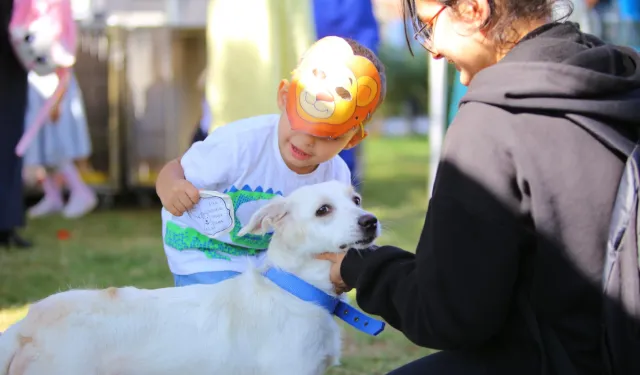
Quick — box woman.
[0,0,31,248]
[319,0,640,374]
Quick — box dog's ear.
[238,197,288,236]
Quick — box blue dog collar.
[262,267,385,336]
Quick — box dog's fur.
[0,181,380,375]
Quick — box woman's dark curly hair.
[403,0,573,53]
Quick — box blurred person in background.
[616,0,640,49]
[191,68,212,144]
[205,0,316,133]
[312,0,380,189]
[561,0,594,34]
[0,1,31,249]
[586,0,612,39]
[23,70,98,219]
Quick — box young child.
[24,70,98,219]
[156,36,386,287]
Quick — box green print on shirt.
[225,184,283,249]
[163,185,283,260]
[164,222,263,260]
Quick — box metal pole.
[427,57,448,197]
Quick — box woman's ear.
[455,0,492,31]
[277,79,290,112]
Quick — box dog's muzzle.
[358,214,378,236]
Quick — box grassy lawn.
[0,135,433,374]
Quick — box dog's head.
[238,180,380,256]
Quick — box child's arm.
[157,128,238,216]
[156,156,200,217]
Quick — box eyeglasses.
[412,6,446,53]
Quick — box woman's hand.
[316,252,351,294]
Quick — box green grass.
[0,135,433,374]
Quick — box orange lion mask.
[285,36,382,144]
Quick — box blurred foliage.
[377,42,429,117]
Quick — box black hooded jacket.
[341,22,640,375]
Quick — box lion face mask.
[286,36,382,141]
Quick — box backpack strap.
[565,113,640,375]
[514,111,630,375]
[565,113,637,158]
[518,110,637,375]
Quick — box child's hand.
[49,103,61,123]
[160,179,200,216]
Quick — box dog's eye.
[353,196,361,206]
[316,204,332,217]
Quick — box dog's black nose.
[358,214,378,233]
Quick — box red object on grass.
[57,229,71,240]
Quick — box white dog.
[0,180,382,375]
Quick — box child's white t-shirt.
[162,114,352,276]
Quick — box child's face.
[275,70,376,175]
[276,112,358,175]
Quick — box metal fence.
[25,24,207,204]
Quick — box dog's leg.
[3,329,91,375]
[7,346,47,375]
[314,355,337,375]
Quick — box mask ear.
[356,75,378,107]
[238,196,288,236]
